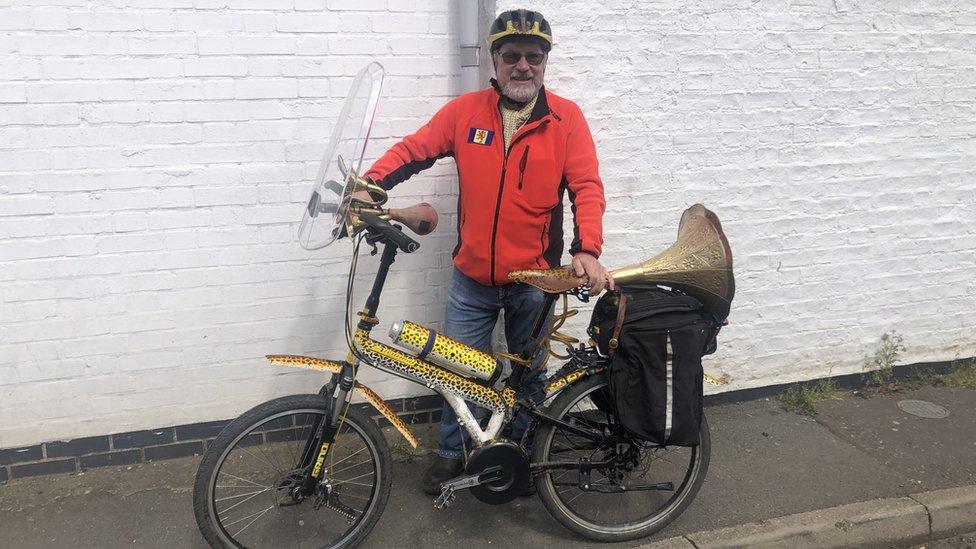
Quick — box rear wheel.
[532,375,709,542]
[193,394,391,548]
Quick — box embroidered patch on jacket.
[468,128,495,146]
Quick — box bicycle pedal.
[433,485,456,509]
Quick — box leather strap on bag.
[607,292,627,357]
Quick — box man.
[363,9,612,494]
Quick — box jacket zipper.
[517,146,530,190]
[489,161,507,286]
[537,219,548,267]
[488,119,549,285]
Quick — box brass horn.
[611,204,735,320]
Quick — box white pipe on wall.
[458,0,481,93]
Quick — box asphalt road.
[2,386,973,548]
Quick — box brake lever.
[359,212,419,253]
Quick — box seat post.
[505,291,559,391]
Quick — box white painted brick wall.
[0,1,461,448]
[495,0,976,388]
[2,1,975,448]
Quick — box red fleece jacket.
[365,82,605,286]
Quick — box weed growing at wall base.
[862,331,906,390]
[777,378,842,416]
[943,358,976,388]
[896,357,976,391]
[895,368,941,392]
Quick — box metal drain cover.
[897,399,950,419]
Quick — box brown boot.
[421,455,463,495]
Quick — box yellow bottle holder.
[389,321,500,383]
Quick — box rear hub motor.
[465,441,529,505]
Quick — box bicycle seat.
[509,267,587,294]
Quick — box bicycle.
[191,63,730,548]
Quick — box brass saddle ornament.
[510,203,735,321]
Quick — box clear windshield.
[298,62,384,250]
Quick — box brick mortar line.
[0,401,444,479]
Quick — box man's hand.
[571,253,614,295]
[347,174,386,206]
[350,189,375,205]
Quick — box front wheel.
[193,394,392,549]
[532,375,710,542]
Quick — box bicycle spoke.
[232,505,275,537]
[331,480,373,488]
[657,455,679,468]
[329,420,351,456]
[256,438,289,472]
[215,489,268,503]
[330,445,367,468]
[235,445,282,473]
[218,487,272,517]
[330,459,372,476]
[218,471,267,489]
[557,485,577,496]
[334,470,374,484]
[565,489,586,505]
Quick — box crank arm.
[446,465,505,491]
[433,466,505,509]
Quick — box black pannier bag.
[589,287,719,446]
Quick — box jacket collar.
[489,78,552,125]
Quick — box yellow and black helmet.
[487,9,553,53]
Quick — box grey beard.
[502,79,540,103]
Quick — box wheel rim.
[206,408,382,548]
[540,382,704,535]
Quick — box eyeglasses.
[497,51,546,66]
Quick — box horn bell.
[611,204,735,320]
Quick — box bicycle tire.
[532,375,710,542]
[193,394,392,549]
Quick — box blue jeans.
[438,269,551,460]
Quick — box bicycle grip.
[387,202,438,235]
[359,212,420,253]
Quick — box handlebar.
[358,212,420,253]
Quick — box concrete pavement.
[1,385,973,548]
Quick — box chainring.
[465,441,530,505]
